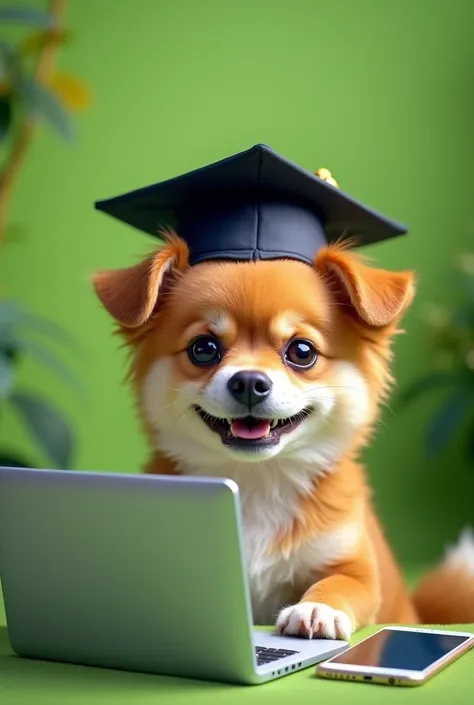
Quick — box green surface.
[1,0,474,622]
[1,624,473,704]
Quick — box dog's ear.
[92,235,189,327]
[315,246,415,329]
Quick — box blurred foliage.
[0,299,86,468]
[0,3,90,469]
[397,253,474,462]
[0,5,90,142]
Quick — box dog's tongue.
[231,419,271,440]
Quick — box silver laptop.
[0,466,348,685]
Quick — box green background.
[1,0,474,626]
[2,623,474,704]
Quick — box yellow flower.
[49,72,91,112]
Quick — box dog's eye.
[285,339,318,369]
[188,335,222,366]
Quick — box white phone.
[316,625,474,686]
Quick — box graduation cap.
[94,144,407,266]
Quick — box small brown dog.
[93,234,474,640]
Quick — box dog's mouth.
[193,406,313,448]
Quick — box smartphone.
[316,626,474,686]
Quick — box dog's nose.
[227,370,273,408]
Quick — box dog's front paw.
[276,601,353,641]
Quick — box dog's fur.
[93,234,474,640]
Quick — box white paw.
[276,601,353,641]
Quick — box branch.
[0,0,67,249]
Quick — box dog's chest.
[241,506,310,625]
[237,474,357,625]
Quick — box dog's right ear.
[92,235,189,327]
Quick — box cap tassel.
[315,168,339,189]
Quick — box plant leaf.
[0,299,23,326]
[0,299,82,353]
[0,352,14,397]
[16,75,74,140]
[0,95,12,140]
[9,390,75,468]
[0,41,22,89]
[12,335,86,402]
[21,29,71,55]
[466,422,474,464]
[0,340,20,366]
[395,372,465,409]
[0,452,33,468]
[50,72,91,112]
[19,310,83,354]
[0,7,54,28]
[425,391,472,459]
[452,304,474,328]
[0,41,16,65]
[0,49,5,82]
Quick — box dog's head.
[93,234,414,472]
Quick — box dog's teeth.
[226,418,233,426]
[270,419,278,429]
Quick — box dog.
[93,233,474,640]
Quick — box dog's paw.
[276,601,353,641]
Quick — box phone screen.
[328,629,470,671]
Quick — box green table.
[1,625,473,704]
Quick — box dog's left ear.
[92,235,189,328]
[315,246,415,328]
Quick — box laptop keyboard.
[255,646,300,666]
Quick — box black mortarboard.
[95,144,407,266]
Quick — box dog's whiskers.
[156,400,185,414]
[146,386,186,394]
[170,407,194,429]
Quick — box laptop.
[0,466,348,685]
